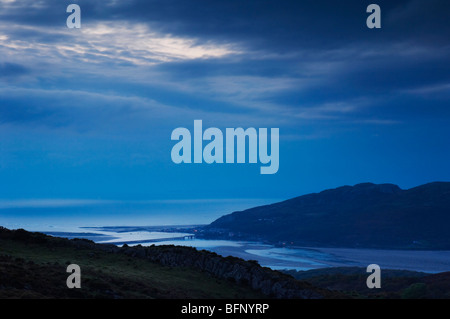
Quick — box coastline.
[9,224,450,274]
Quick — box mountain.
[203,182,450,249]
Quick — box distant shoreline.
[37,226,450,273]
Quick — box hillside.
[204,182,450,249]
[0,227,331,299]
[282,267,450,299]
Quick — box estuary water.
[20,224,450,273]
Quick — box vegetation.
[283,267,450,299]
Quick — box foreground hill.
[0,227,330,299]
[204,182,450,249]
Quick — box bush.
[401,283,427,299]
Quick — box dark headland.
[201,182,450,250]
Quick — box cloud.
[78,22,240,65]
[0,62,28,77]
[401,83,450,96]
[0,0,448,134]
[0,21,240,68]
[0,199,117,209]
[0,86,288,133]
[0,86,182,130]
[0,197,276,209]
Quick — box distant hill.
[203,182,450,249]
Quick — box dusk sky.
[1,0,449,226]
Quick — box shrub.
[401,283,427,299]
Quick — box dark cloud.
[0,62,29,78]
[94,0,450,51]
[152,56,300,80]
[3,0,449,49]
[1,0,449,125]
[0,93,68,127]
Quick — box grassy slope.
[0,236,264,299]
[283,267,450,299]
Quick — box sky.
[0,0,449,226]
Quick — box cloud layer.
[1,0,449,201]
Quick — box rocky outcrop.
[117,244,328,299]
